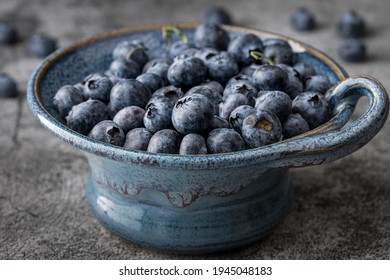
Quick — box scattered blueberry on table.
[0,73,18,98]
[290,7,316,32]
[337,38,367,62]
[27,33,57,57]
[0,22,18,44]
[337,10,366,38]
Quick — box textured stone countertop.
[1,0,390,259]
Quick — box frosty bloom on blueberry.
[52,23,336,154]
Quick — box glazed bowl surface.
[27,23,389,253]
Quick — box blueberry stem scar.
[250,50,274,65]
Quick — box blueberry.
[66,99,110,135]
[147,129,181,154]
[229,105,256,134]
[81,73,113,102]
[142,57,173,73]
[219,93,249,120]
[203,6,233,25]
[304,75,331,94]
[0,73,18,98]
[112,106,145,133]
[263,44,294,65]
[0,22,18,44]
[169,41,196,58]
[179,133,208,155]
[241,110,283,148]
[208,115,232,131]
[228,33,264,66]
[254,90,292,122]
[108,79,151,117]
[292,91,331,129]
[151,85,183,100]
[112,41,149,68]
[27,33,57,57]
[53,85,84,118]
[290,7,316,31]
[204,51,238,83]
[88,120,125,147]
[239,64,261,77]
[252,65,289,92]
[225,74,253,88]
[276,63,303,99]
[194,23,229,51]
[200,80,224,94]
[144,96,176,133]
[282,113,310,139]
[167,55,207,89]
[185,85,222,114]
[171,94,214,134]
[194,47,219,64]
[109,58,140,79]
[136,73,165,93]
[263,38,292,49]
[337,38,367,62]
[123,127,153,151]
[337,10,366,38]
[145,60,172,85]
[223,81,258,106]
[207,128,245,154]
[293,61,316,80]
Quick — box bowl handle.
[269,75,389,168]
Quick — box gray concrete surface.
[1,0,390,259]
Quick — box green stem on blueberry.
[126,46,144,60]
[162,26,189,49]
[250,50,274,65]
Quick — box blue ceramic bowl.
[27,23,389,254]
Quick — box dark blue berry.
[282,113,310,139]
[179,133,208,155]
[81,73,113,102]
[228,33,264,66]
[136,73,165,93]
[169,41,195,58]
[109,58,140,79]
[194,23,230,51]
[147,129,181,154]
[172,94,214,134]
[293,61,316,80]
[0,22,18,44]
[241,110,283,148]
[208,115,232,131]
[219,93,249,120]
[145,60,172,85]
[239,64,261,77]
[66,99,109,135]
[112,106,145,133]
[123,127,153,151]
[204,51,238,83]
[167,55,207,89]
[203,6,233,25]
[292,91,331,129]
[201,80,224,94]
[53,85,84,118]
[142,57,173,73]
[151,85,183,100]
[264,44,294,65]
[229,105,256,134]
[27,33,57,57]
[108,79,151,117]
[277,63,303,99]
[0,73,18,98]
[337,38,367,62]
[337,10,366,38]
[225,74,253,88]
[304,75,331,94]
[88,120,125,147]
[144,96,176,133]
[290,7,316,31]
[186,85,222,114]
[194,47,218,64]
[252,65,289,92]
[263,38,292,49]
[207,128,245,154]
[112,41,149,68]
[223,81,258,106]
[254,90,292,122]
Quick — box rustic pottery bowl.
[27,23,389,254]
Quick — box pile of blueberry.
[53,22,334,155]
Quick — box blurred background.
[1,0,389,259]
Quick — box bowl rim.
[27,23,349,169]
